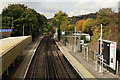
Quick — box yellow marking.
[12,42,37,79]
[62,45,96,79]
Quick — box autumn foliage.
[76,19,84,31]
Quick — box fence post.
[86,47,88,62]
[94,51,96,60]
[95,53,98,71]
[84,46,85,59]
[78,36,80,52]
[99,55,102,75]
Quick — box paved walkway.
[55,39,119,80]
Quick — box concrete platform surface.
[0,36,32,76]
[55,39,119,80]
[0,36,31,56]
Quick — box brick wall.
[0,32,11,38]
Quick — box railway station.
[0,34,119,80]
[1,1,120,80]
[0,36,32,78]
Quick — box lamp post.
[99,24,103,75]
[23,25,24,36]
[74,26,76,53]
[11,11,13,32]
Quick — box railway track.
[25,35,81,79]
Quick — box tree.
[107,12,118,41]
[52,11,71,41]
[96,8,113,26]
[76,19,84,31]
[2,4,48,39]
[82,18,94,35]
[60,18,72,31]
[2,4,27,29]
[91,8,116,41]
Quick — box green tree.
[2,4,48,39]
[91,8,114,41]
[82,18,94,35]
[52,11,70,41]
[60,18,72,31]
[96,8,113,26]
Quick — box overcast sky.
[0,0,120,19]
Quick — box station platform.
[0,36,31,55]
[55,39,118,80]
[0,36,32,77]
[12,36,44,79]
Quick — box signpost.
[98,39,117,71]
[0,29,12,32]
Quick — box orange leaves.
[76,19,84,31]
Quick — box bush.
[81,35,87,43]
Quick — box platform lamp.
[74,25,76,53]
[23,25,24,36]
[11,10,14,32]
[99,24,103,75]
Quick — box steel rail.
[32,37,47,80]
[52,39,72,79]
[45,38,50,79]
[49,37,60,80]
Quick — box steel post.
[95,53,98,71]
[101,55,103,75]
[116,61,119,76]
[78,36,80,52]
[86,47,88,62]
[7,69,9,76]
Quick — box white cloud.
[42,4,59,13]
[75,0,119,13]
[43,12,55,19]
[1,0,79,2]
[0,2,9,14]
[0,0,119,18]
[67,0,119,17]
[68,10,94,17]
[40,4,61,18]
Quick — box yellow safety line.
[12,42,37,79]
[62,45,96,79]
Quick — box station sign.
[98,39,116,70]
[0,29,12,32]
